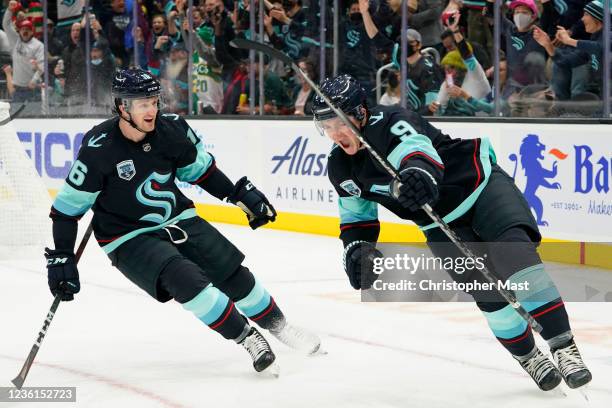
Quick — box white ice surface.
[1,224,611,408]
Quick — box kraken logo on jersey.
[116,160,136,181]
[136,172,177,224]
[340,180,362,197]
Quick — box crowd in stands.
[0,0,609,117]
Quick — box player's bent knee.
[158,258,211,304]
[215,265,256,302]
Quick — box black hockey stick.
[0,103,26,126]
[230,38,543,333]
[11,222,93,389]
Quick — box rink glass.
[16,1,611,119]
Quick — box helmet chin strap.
[120,110,150,134]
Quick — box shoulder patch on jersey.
[369,111,384,125]
[116,160,136,181]
[340,180,362,196]
[87,133,107,148]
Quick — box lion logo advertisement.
[509,134,568,226]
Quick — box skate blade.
[577,386,590,403]
[258,361,280,378]
[309,344,328,356]
[550,386,568,398]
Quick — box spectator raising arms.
[2,1,44,108]
[338,0,378,104]
[434,12,492,116]
[360,0,443,114]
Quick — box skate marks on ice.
[1,225,612,407]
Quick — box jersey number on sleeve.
[68,160,88,186]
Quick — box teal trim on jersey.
[509,263,561,312]
[465,55,477,72]
[102,208,198,254]
[462,1,486,7]
[420,138,494,231]
[176,141,214,183]
[235,279,271,317]
[482,304,528,340]
[387,134,443,170]
[370,184,390,196]
[53,183,100,217]
[136,172,176,224]
[339,196,378,224]
[182,284,229,325]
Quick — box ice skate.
[515,348,562,391]
[270,321,324,355]
[239,327,278,375]
[552,339,592,389]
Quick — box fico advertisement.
[11,118,611,241]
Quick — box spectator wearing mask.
[2,10,44,106]
[534,0,609,100]
[338,0,380,104]
[433,13,493,116]
[361,0,443,115]
[379,69,401,105]
[89,38,116,112]
[485,0,549,98]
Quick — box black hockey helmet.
[312,74,367,123]
[112,68,161,100]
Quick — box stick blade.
[229,38,294,66]
[11,375,25,389]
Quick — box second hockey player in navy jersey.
[313,74,591,391]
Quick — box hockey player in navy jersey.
[313,74,591,391]
[45,68,320,374]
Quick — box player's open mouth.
[144,118,154,124]
[339,141,350,149]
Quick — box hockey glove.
[228,177,277,230]
[45,248,80,301]
[343,241,382,290]
[391,167,439,212]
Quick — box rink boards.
[10,117,611,268]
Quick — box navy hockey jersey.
[327,105,496,246]
[51,114,216,253]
